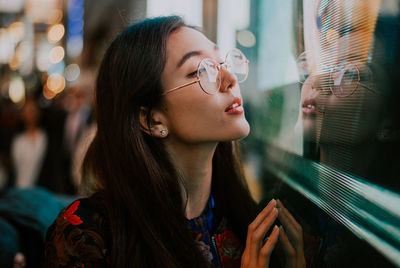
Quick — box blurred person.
[11,97,47,188]
[63,87,92,155]
[0,99,22,189]
[38,86,92,195]
[45,16,305,268]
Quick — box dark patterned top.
[45,193,243,268]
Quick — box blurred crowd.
[0,75,96,266]
[0,82,93,193]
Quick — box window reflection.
[246,0,400,266]
[298,0,399,190]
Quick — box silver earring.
[160,129,167,136]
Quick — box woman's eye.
[187,70,197,78]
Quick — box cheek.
[165,95,250,142]
[166,95,219,132]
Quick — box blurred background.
[0,0,400,267]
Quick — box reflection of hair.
[82,16,256,267]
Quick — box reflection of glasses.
[329,64,377,97]
[299,64,377,98]
[296,52,376,98]
[163,49,249,95]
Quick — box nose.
[219,65,238,92]
[301,76,319,98]
[304,74,330,92]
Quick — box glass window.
[239,0,400,266]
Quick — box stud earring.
[160,129,167,136]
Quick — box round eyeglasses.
[163,48,249,95]
[296,51,377,98]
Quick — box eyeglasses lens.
[296,51,311,83]
[330,65,359,97]
[198,49,248,94]
[198,59,221,94]
[226,49,248,82]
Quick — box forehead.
[165,27,216,64]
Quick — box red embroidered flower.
[215,230,242,268]
[63,201,83,225]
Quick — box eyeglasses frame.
[163,48,249,96]
[299,63,379,98]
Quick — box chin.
[224,121,250,141]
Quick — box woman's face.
[159,27,250,144]
[300,69,382,145]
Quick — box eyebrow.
[177,51,202,68]
[176,45,219,69]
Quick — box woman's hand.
[241,199,279,268]
[276,200,306,268]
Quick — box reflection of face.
[300,0,383,145]
[300,69,382,145]
[160,27,250,144]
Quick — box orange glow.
[46,74,66,94]
[49,9,63,24]
[43,85,57,99]
[47,24,65,43]
[9,56,20,70]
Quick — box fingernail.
[268,198,276,207]
[274,225,279,233]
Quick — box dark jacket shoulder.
[44,193,110,267]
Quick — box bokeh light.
[46,73,66,94]
[8,21,25,43]
[0,29,15,63]
[47,24,65,43]
[237,30,256,48]
[9,77,25,104]
[49,46,65,64]
[65,63,80,82]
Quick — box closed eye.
[187,70,197,78]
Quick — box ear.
[139,106,169,138]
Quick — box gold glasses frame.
[163,48,249,96]
[298,62,378,98]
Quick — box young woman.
[45,16,305,268]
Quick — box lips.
[302,98,317,115]
[225,97,244,114]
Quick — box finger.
[277,200,301,232]
[245,199,276,248]
[278,226,296,259]
[258,225,279,267]
[247,207,278,265]
[277,200,303,248]
[250,199,277,232]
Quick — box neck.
[26,124,38,135]
[165,140,217,219]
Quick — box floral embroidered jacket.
[45,193,243,267]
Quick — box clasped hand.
[241,199,306,268]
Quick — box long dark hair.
[83,16,257,267]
